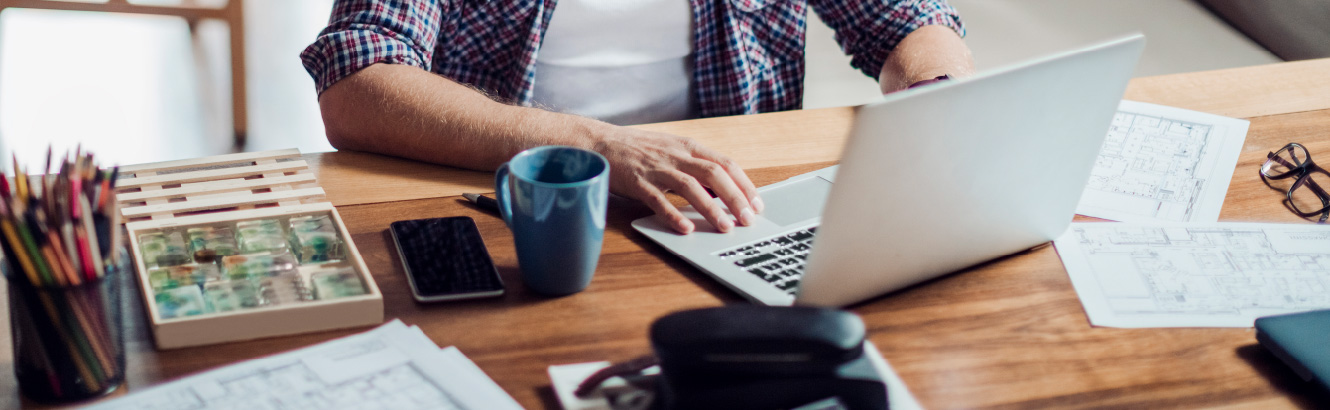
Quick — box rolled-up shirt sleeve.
[809,0,965,79]
[300,0,445,95]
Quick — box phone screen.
[389,217,504,302]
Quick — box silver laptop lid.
[795,34,1145,306]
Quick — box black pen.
[461,193,500,213]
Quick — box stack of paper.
[90,320,522,409]
[1056,101,1330,328]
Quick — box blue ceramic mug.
[495,146,610,295]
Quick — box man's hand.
[594,127,763,234]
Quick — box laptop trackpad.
[759,177,833,226]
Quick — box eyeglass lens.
[1290,170,1330,215]
[1262,143,1310,178]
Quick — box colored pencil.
[46,230,81,286]
[15,203,56,286]
[79,195,105,279]
[13,155,28,202]
[0,206,41,285]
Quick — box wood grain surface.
[3,60,1330,409]
[1123,58,1330,119]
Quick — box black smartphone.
[389,216,505,302]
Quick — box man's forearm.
[318,63,611,171]
[877,25,975,93]
[316,63,763,234]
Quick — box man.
[302,0,974,234]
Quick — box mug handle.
[494,163,514,228]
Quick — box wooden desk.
[4,59,1330,409]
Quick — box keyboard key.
[734,254,777,267]
[789,231,814,241]
[748,269,779,282]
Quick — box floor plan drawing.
[89,321,521,410]
[114,359,461,410]
[1053,223,1330,328]
[1075,100,1248,223]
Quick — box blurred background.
[0,0,1323,168]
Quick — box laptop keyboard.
[715,227,817,295]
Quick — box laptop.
[631,34,1146,307]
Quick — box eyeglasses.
[1260,143,1330,223]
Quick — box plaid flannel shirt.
[301,0,964,118]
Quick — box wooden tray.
[116,149,382,349]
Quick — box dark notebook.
[1255,309,1330,391]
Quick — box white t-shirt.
[531,0,698,126]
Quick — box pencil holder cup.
[6,248,128,404]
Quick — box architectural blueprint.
[1053,223,1330,328]
[89,320,522,410]
[1075,100,1249,223]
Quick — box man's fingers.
[656,171,734,233]
[634,182,695,234]
[680,159,756,226]
[691,147,763,213]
